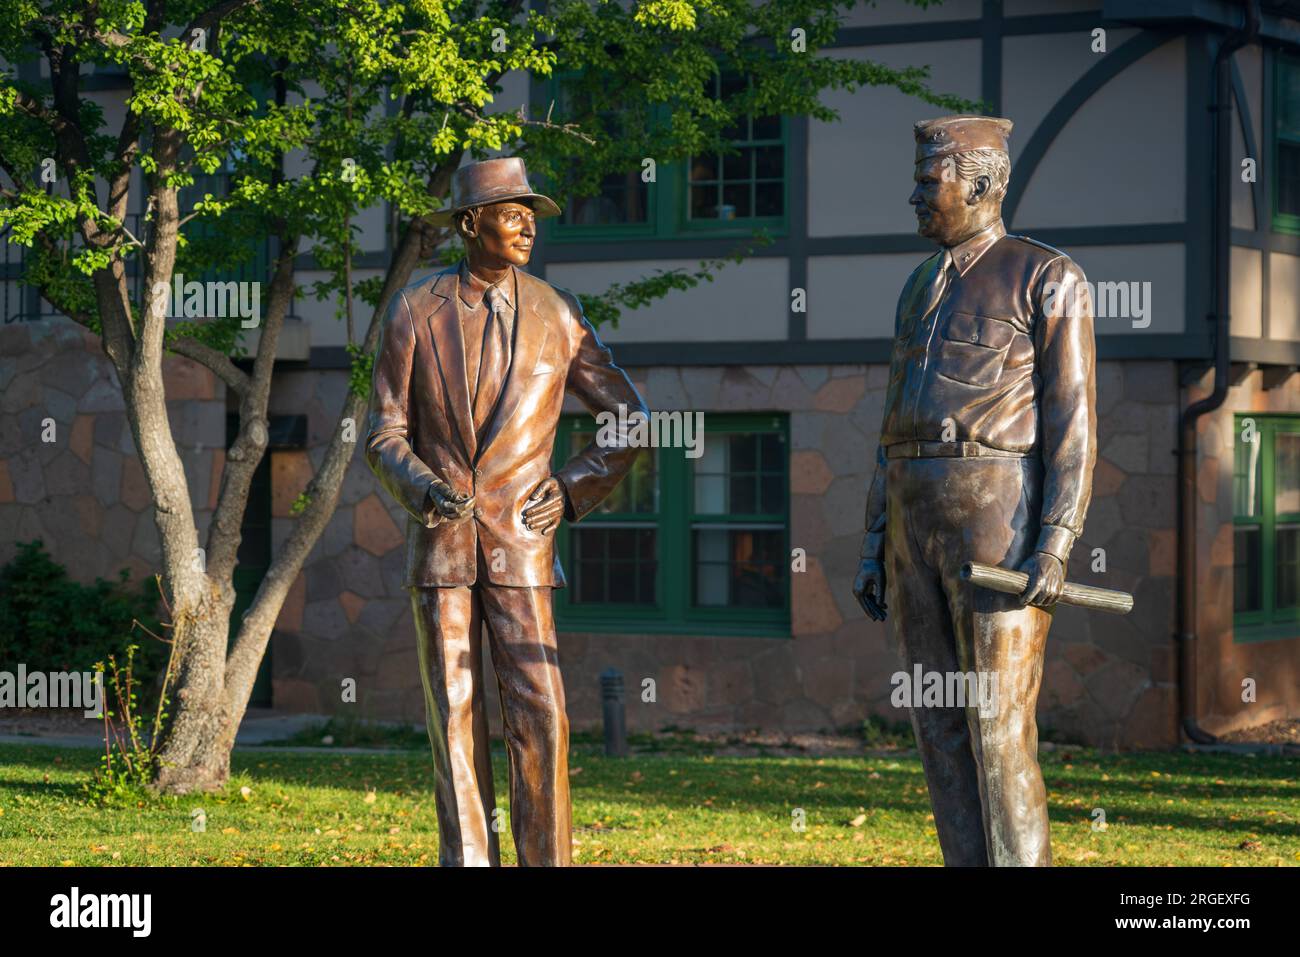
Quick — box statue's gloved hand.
[1018,551,1064,608]
[425,477,474,526]
[853,558,888,622]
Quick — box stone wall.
[0,319,1240,749]
[1190,367,1300,736]
[0,318,224,588]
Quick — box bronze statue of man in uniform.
[853,116,1097,866]
[366,157,647,866]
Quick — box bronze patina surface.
[367,157,647,865]
[853,115,1098,866]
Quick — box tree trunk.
[152,588,238,793]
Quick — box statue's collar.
[946,219,1005,277]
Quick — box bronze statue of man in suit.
[366,157,647,866]
[853,116,1098,866]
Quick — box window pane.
[1279,142,1300,218]
[755,144,783,178]
[1277,524,1300,610]
[1235,526,1262,613]
[688,72,783,222]
[556,81,653,226]
[1280,57,1300,134]
[755,182,782,217]
[570,527,657,605]
[693,528,784,608]
[1233,430,1262,518]
[694,431,786,516]
[564,171,649,226]
[690,156,717,181]
[723,148,750,180]
[1276,432,1300,514]
[722,182,751,218]
[691,183,721,219]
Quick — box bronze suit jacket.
[366,262,648,588]
[863,220,1097,565]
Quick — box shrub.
[0,540,165,693]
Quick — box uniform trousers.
[884,455,1054,866]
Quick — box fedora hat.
[430,157,562,227]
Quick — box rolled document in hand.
[961,561,1134,615]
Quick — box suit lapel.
[478,267,549,459]
[426,268,477,463]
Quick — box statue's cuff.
[421,480,443,529]
[861,531,885,562]
[553,474,576,522]
[1035,524,1074,565]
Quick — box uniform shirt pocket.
[933,312,1017,387]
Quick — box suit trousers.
[884,455,1054,866]
[410,554,571,866]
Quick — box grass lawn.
[0,738,1297,866]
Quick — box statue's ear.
[455,209,478,241]
[968,174,991,205]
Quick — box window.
[544,70,787,243]
[1274,54,1300,232]
[552,413,790,635]
[687,72,785,225]
[1233,414,1300,641]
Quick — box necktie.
[920,248,955,321]
[474,283,513,437]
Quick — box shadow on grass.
[0,744,1296,842]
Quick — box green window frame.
[1272,52,1300,234]
[1232,413,1300,641]
[541,70,789,244]
[552,412,791,636]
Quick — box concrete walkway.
[0,711,427,754]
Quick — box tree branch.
[168,336,251,394]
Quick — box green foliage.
[345,340,374,399]
[289,490,312,516]
[579,232,773,329]
[0,540,166,692]
[83,644,174,806]
[1,0,976,338]
[862,715,916,749]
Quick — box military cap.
[914,115,1013,162]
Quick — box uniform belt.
[886,440,1026,459]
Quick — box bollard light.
[600,668,628,757]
